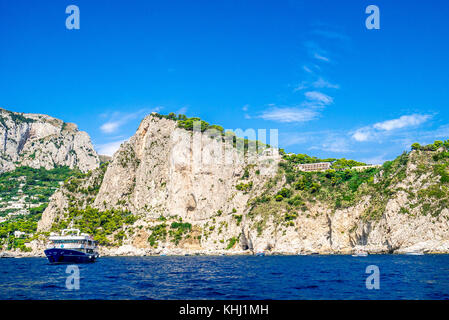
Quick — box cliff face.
[242,149,449,255]
[37,114,449,255]
[92,116,280,220]
[0,108,99,173]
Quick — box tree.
[277,187,292,199]
[434,140,443,148]
[411,143,421,151]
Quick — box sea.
[1,255,448,300]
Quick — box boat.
[44,229,99,264]
[0,252,14,258]
[404,251,424,256]
[255,251,265,256]
[352,251,368,257]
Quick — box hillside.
[26,113,449,256]
[0,108,99,173]
[0,166,85,251]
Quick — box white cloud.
[100,121,121,134]
[279,133,308,147]
[309,135,352,153]
[351,114,432,142]
[242,104,249,111]
[303,65,313,73]
[304,91,333,105]
[100,107,161,134]
[314,53,330,62]
[352,127,373,142]
[360,154,391,165]
[373,114,431,131]
[293,82,308,92]
[259,107,319,123]
[96,139,128,156]
[312,29,350,42]
[295,78,339,92]
[176,107,188,114]
[312,78,339,89]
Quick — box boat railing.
[61,228,81,236]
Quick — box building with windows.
[298,162,332,172]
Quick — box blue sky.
[1,0,448,163]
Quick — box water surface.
[1,255,448,299]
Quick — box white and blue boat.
[44,229,99,264]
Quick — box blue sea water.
[0,255,448,300]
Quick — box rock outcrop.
[36,113,449,256]
[0,108,99,173]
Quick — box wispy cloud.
[373,114,431,131]
[359,154,390,165]
[303,65,313,73]
[176,106,188,115]
[304,91,334,106]
[259,107,319,123]
[304,41,330,62]
[294,78,339,92]
[351,114,432,142]
[100,107,161,134]
[313,53,330,62]
[309,134,352,153]
[293,81,308,92]
[96,139,128,156]
[312,78,339,89]
[352,127,373,142]
[100,121,121,134]
[279,132,308,147]
[311,29,350,42]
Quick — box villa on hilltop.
[298,162,332,172]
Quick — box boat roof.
[49,235,94,241]
[49,228,96,241]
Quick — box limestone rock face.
[37,114,449,256]
[0,108,99,173]
[93,115,281,220]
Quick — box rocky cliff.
[0,108,100,173]
[35,113,449,256]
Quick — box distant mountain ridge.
[0,108,100,173]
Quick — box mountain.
[0,108,99,173]
[34,113,449,256]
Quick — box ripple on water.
[1,255,449,299]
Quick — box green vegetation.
[411,140,446,152]
[152,112,270,154]
[248,139,449,238]
[226,236,239,250]
[282,153,366,169]
[278,157,378,209]
[62,162,108,199]
[51,206,137,246]
[233,214,242,226]
[0,166,81,251]
[0,111,35,126]
[169,221,192,245]
[0,214,39,251]
[0,166,78,206]
[331,158,367,169]
[148,223,167,248]
[282,153,336,164]
[236,181,253,193]
[246,152,381,235]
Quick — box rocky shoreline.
[3,239,449,258]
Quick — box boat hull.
[44,248,96,264]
